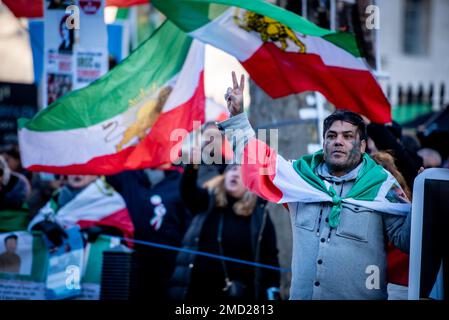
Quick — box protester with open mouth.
[169,158,280,301]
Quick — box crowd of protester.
[0,110,448,301]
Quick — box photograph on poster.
[0,232,33,275]
[47,73,72,105]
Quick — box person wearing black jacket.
[106,169,191,301]
[169,163,280,302]
[363,118,423,191]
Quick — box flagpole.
[370,0,392,112]
[372,0,384,99]
[374,0,381,75]
[315,0,337,145]
[129,6,138,50]
[300,0,324,144]
[302,0,324,144]
[330,0,336,31]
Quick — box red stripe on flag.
[26,146,137,175]
[106,0,149,7]
[242,42,391,123]
[26,72,205,174]
[3,0,43,18]
[77,207,134,240]
[241,139,283,203]
[3,0,149,18]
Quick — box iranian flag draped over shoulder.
[19,21,205,174]
[152,0,391,123]
[218,114,411,221]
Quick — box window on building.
[403,0,431,56]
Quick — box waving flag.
[19,21,205,174]
[106,0,149,7]
[153,0,391,123]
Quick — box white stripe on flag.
[56,179,127,227]
[190,7,368,71]
[163,40,205,112]
[273,156,331,204]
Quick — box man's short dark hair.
[4,234,18,244]
[323,110,367,141]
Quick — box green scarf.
[293,150,387,228]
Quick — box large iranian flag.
[18,21,205,174]
[153,0,391,123]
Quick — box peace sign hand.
[224,71,245,116]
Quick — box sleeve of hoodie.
[217,113,290,204]
[367,123,423,191]
[382,180,412,254]
[383,212,411,254]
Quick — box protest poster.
[42,0,108,105]
[75,0,108,89]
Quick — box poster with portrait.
[43,0,76,107]
[0,232,48,300]
[42,0,108,105]
[0,232,33,275]
[0,231,120,300]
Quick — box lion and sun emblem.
[233,8,307,53]
[102,85,173,152]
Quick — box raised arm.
[217,72,287,204]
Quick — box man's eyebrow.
[326,130,356,134]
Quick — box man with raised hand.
[217,72,411,300]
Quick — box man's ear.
[360,139,367,153]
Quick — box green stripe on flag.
[152,0,361,57]
[322,32,362,58]
[20,20,192,132]
[116,8,129,20]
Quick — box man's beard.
[326,158,360,176]
[327,162,348,174]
